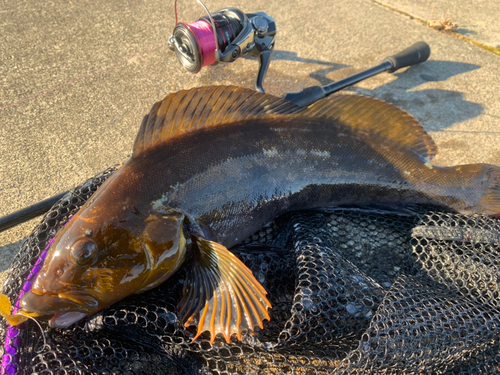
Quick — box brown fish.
[18,86,500,343]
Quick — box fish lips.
[20,290,99,328]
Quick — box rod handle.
[383,41,430,73]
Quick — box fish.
[16,85,500,344]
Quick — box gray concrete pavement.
[0,0,499,286]
[376,0,500,49]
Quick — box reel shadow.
[198,50,349,94]
[271,50,350,86]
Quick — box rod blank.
[284,41,431,107]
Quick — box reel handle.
[256,49,273,93]
[246,12,277,93]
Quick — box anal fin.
[178,236,272,344]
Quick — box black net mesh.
[2,167,500,374]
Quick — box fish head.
[20,207,187,328]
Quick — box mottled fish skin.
[130,117,498,246]
[17,86,500,341]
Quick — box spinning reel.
[168,0,276,93]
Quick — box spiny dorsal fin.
[132,86,301,157]
[296,94,437,160]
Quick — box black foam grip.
[383,41,430,73]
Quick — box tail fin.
[477,165,500,216]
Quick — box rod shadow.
[332,60,483,132]
[208,49,482,132]
[267,52,483,132]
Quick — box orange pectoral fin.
[0,294,28,326]
[178,236,272,344]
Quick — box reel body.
[169,4,276,93]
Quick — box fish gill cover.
[2,167,500,374]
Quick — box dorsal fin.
[132,86,301,157]
[133,86,437,160]
[295,94,437,160]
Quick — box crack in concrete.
[369,0,500,56]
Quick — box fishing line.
[174,0,178,25]
[20,314,48,351]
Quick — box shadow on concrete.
[327,60,483,132]
[272,50,350,86]
[456,28,477,37]
[190,52,482,132]
[271,50,348,67]
[199,49,349,93]
[390,60,480,84]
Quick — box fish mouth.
[20,290,99,328]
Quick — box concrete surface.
[376,0,500,49]
[0,0,499,286]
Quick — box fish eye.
[70,239,97,266]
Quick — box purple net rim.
[1,238,54,375]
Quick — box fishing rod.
[283,41,430,106]
[0,193,67,233]
[0,4,430,234]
